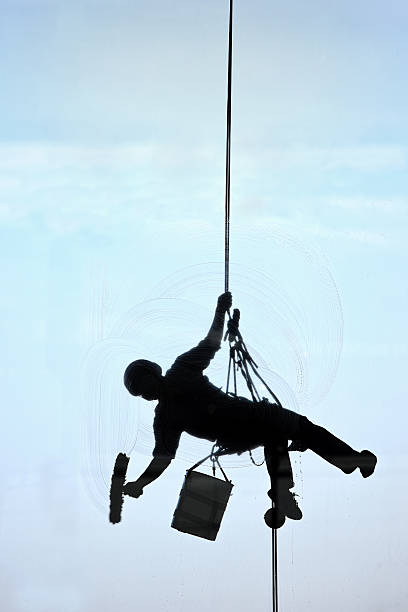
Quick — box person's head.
[124,359,163,401]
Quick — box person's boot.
[268,488,302,520]
[281,490,303,520]
[359,450,377,478]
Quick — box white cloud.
[298,220,389,246]
[0,143,222,238]
[0,142,406,174]
[236,144,407,173]
[0,142,406,242]
[254,215,389,248]
[304,223,390,247]
[0,142,220,172]
[327,196,406,214]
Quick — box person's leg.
[264,441,302,521]
[298,417,376,477]
[250,400,303,522]
[264,440,294,491]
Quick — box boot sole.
[359,450,377,478]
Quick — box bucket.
[171,470,233,541]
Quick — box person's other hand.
[288,440,308,452]
[217,291,232,312]
[123,482,144,498]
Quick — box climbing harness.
[224,309,282,406]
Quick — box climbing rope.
[272,530,278,611]
[224,0,233,293]
[222,3,278,610]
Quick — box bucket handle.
[187,446,231,483]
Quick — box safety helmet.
[123,359,162,396]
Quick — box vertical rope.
[224,0,233,293]
[272,526,278,612]
[223,2,278,610]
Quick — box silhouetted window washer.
[123,292,376,521]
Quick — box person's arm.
[205,291,232,347]
[170,292,232,373]
[123,456,172,498]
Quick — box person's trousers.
[264,410,362,494]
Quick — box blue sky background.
[1,1,407,610]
